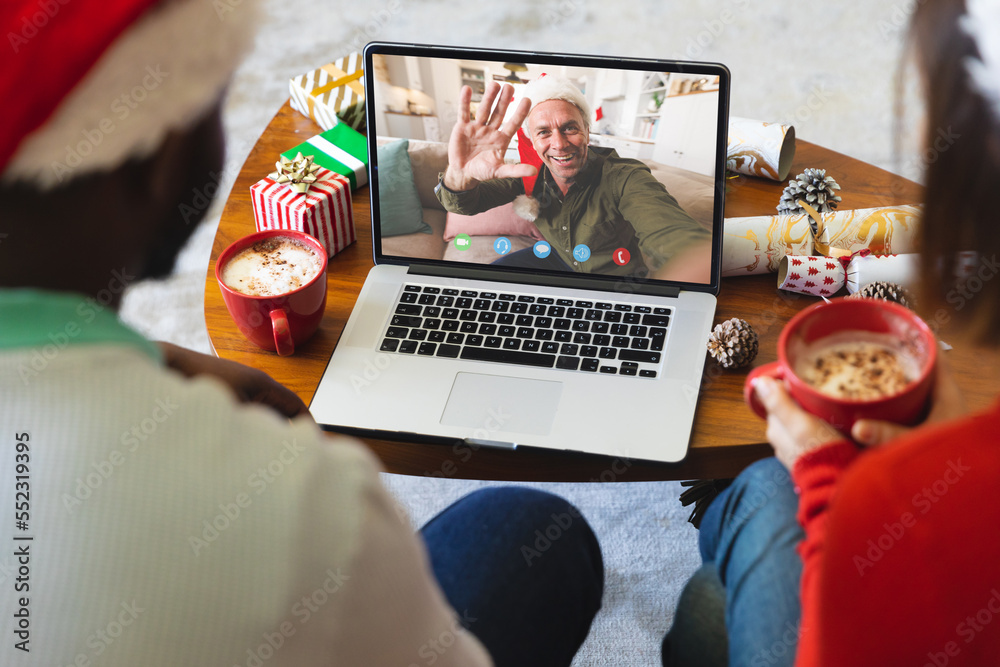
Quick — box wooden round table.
[205,102,998,482]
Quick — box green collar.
[0,289,162,362]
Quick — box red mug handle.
[270,309,294,356]
[744,362,785,419]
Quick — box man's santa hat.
[1,0,258,190]
[512,74,591,221]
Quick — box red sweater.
[792,400,1000,666]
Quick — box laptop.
[310,42,730,464]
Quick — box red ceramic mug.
[744,298,937,435]
[215,230,328,356]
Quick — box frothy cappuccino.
[221,236,323,297]
[794,333,921,401]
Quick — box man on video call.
[435,76,713,283]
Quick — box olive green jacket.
[435,146,711,276]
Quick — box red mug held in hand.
[215,230,328,356]
[744,298,938,435]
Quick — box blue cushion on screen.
[377,139,432,236]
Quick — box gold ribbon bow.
[269,152,322,195]
[797,199,852,259]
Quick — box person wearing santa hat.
[0,1,603,664]
[436,76,712,282]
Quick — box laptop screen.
[364,43,729,294]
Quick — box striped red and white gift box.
[249,167,355,259]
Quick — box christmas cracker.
[776,253,920,297]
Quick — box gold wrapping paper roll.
[722,205,923,276]
[726,117,796,181]
[812,204,922,258]
[722,213,814,276]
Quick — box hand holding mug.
[754,376,845,469]
[744,298,938,439]
[851,357,968,446]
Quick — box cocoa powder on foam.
[222,237,323,297]
[793,334,921,401]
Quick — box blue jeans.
[663,458,804,667]
[421,487,604,666]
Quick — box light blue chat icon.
[573,244,591,262]
[494,236,512,255]
[533,241,551,259]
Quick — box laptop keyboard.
[378,284,670,378]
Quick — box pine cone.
[854,281,914,309]
[777,168,842,215]
[707,318,759,369]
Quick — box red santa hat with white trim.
[513,73,592,221]
[0,0,258,190]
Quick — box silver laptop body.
[310,42,730,464]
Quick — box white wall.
[652,92,719,176]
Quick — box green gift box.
[282,123,368,191]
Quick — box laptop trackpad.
[441,373,563,437]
